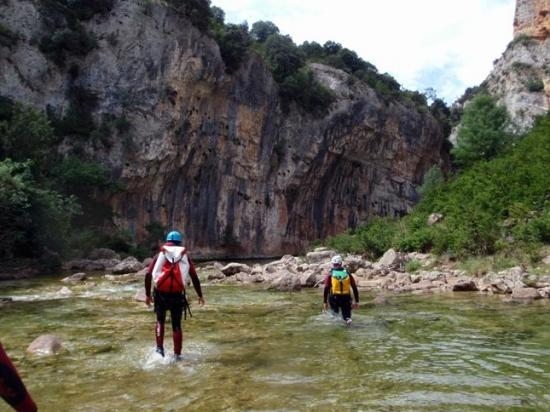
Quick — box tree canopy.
[250,20,279,43]
[452,94,512,169]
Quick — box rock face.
[482,0,550,133]
[514,0,550,39]
[0,0,447,258]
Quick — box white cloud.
[211,0,516,104]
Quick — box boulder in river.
[27,334,63,356]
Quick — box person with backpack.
[323,255,359,325]
[144,230,204,360]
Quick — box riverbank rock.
[200,249,550,302]
[104,270,145,283]
[63,258,119,272]
[61,272,87,283]
[376,248,404,271]
[110,257,146,274]
[56,247,550,301]
[511,287,541,300]
[306,249,334,263]
[267,273,301,292]
[221,262,252,276]
[0,266,41,281]
[87,248,120,260]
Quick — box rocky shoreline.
[53,247,550,304]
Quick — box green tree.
[406,90,428,106]
[39,23,98,66]
[322,40,342,55]
[51,157,112,195]
[0,160,33,258]
[279,69,334,114]
[250,20,279,43]
[215,22,250,73]
[0,103,57,176]
[209,5,225,31]
[430,98,452,137]
[0,159,80,260]
[451,94,512,169]
[371,72,401,97]
[418,165,444,198]
[263,34,305,82]
[424,87,438,104]
[326,113,550,259]
[299,41,324,59]
[167,0,213,32]
[338,48,364,73]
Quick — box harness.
[181,292,192,319]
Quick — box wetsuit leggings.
[154,290,183,332]
[0,342,37,412]
[153,290,184,355]
[329,294,352,320]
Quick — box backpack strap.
[164,246,186,263]
[331,268,348,279]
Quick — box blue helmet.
[166,230,182,243]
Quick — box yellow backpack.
[330,268,351,295]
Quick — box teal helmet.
[166,230,182,243]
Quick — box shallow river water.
[1,272,550,411]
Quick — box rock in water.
[27,334,63,355]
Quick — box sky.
[210,0,517,104]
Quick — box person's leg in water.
[328,294,339,315]
[340,295,353,325]
[169,300,183,360]
[154,291,166,356]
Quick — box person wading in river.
[0,341,37,412]
[323,255,359,325]
[144,230,204,360]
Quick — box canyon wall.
[0,0,447,258]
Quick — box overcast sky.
[210,0,516,104]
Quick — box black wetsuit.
[323,267,359,321]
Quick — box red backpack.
[155,248,186,293]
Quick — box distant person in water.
[144,230,204,360]
[323,255,359,325]
[0,341,37,412]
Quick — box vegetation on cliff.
[325,97,550,267]
[190,0,446,116]
[0,99,126,268]
[3,0,546,271]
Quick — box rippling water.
[1,273,550,411]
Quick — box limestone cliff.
[0,0,447,258]
[514,0,550,39]
[482,0,550,133]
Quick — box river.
[1,272,550,411]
